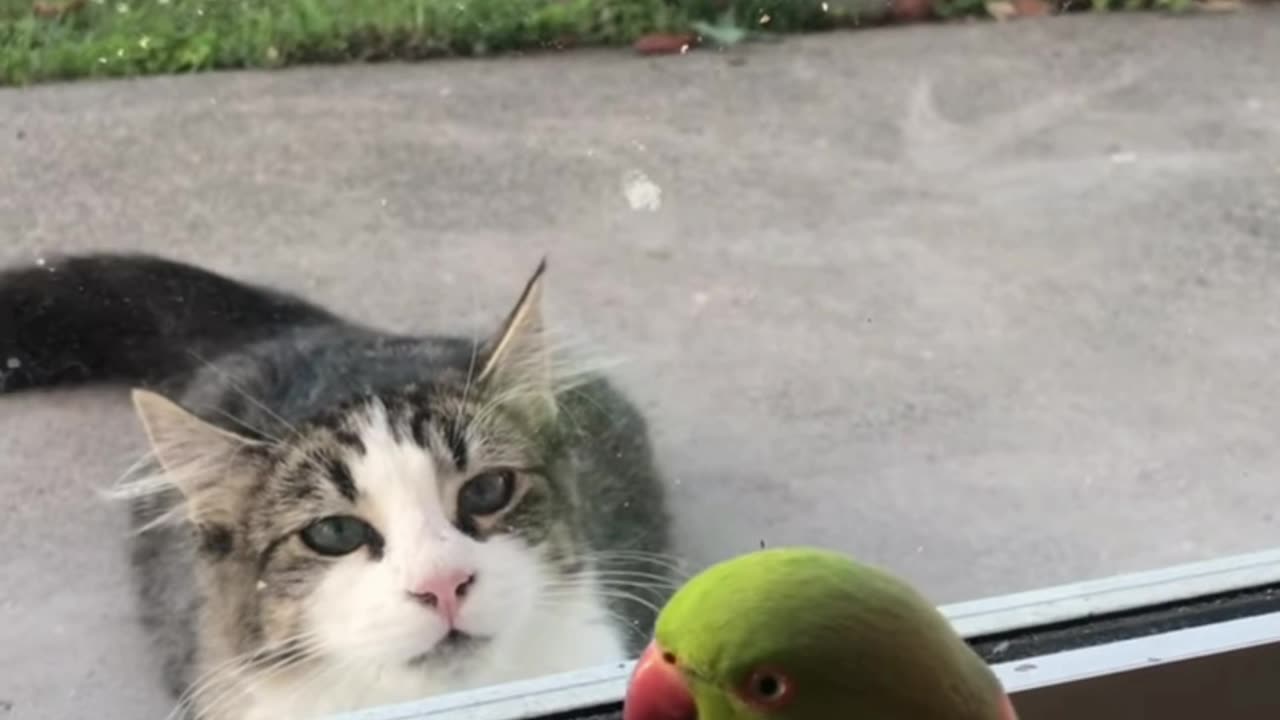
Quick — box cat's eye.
[741,667,794,709]
[458,469,517,517]
[299,515,374,556]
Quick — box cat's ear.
[131,388,262,524]
[477,258,556,417]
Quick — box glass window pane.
[1,4,1276,719]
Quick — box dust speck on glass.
[1,3,1274,720]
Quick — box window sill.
[332,548,1280,720]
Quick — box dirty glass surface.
[1,4,1279,720]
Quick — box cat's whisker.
[584,548,684,559]
[575,544,688,570]
[568,569,684,586]
[116,449,161,482]
[538,597,662,640]
[103,432,262,534]
[92,449,168,509]
[104,450,168,498]
[545,575,679,595]
[599,565,688,581]
[170,659,269,720]
[191,638,335,720]
[584,564,688,581]
[181,633,330,693]
[265,658,347,717]
[553,570,674,587]
[550,379,613,433]
[205,404,286,445]
[214,628,459,717]
[452,291,485,449]
[183,347,300,439]
[465,331,614,432]
[541,587,665,617]
[584,548,690,566]
[594,590,665,616]
[238,648,350,712]
[540,584,668,601]
[532,598,651,645]
[550,582,676,601]
[172,660,263,720]
[279,648,409,715]
[543,581,666,599]
[173,634,331,719]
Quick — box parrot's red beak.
[623,640,697,720]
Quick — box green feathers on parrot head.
[623,547,1018,720]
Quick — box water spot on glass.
[34,257,46,267]
[5,358,20,370]
[621,170,661,212]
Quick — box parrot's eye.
[741,666,794,709]
[753,673,785,700]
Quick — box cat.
[0,252,676,720]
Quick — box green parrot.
[623,547,1018,720]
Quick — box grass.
[0,0,1212,86]
[0,0,887,85]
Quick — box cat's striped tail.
[0,252,341,393]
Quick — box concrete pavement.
[3,8,1280,718]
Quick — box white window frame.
[331,548,1280,720]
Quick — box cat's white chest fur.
[236,587,624,720]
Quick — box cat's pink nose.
[409,570,475,626]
